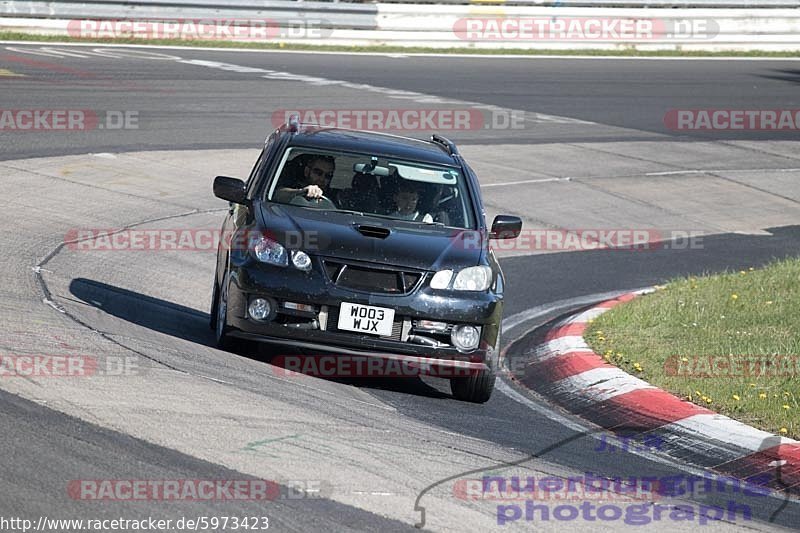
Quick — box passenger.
[388,181,433,223]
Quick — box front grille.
[327,306,403,340]
[324,260,422,295]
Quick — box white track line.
[4,40,800,61]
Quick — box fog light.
[248,298,273,321]
[451,325,480,352]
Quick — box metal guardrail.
[0,1,379,28]
[2,0,799,12]
[378,0,799,6]
[1,0,799,51]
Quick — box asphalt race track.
[1,44,800,532]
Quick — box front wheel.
[213,271,237,351]
[450,368,496,403]
[450,325,500,403]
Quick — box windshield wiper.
[311,208,446,226]
[321,208,365,216]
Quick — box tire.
[449,324,500,403]
[209,279,220,330]
[213,271,238,351]
[450,368,496,403]
[213,271,259,356]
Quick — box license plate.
[338,303,395,336]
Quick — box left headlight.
[249,234,288,266]
[452,266,492,291]
[430,266,492,291]
[429,269,453,289]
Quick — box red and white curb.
[518,290,800,492]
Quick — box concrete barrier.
[1,0,798,52]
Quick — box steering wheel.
[290,194,338,210]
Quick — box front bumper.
[226,258,502,367]
[230,332,491,372]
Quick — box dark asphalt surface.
[0,388,414,532]
[368,226,800,529]
[1,45,800,160]
[176,52,800,139]
[2,44,800,531]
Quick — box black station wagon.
[211,117,521,402]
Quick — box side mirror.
[490,215,522,240]
[213,176,247,205]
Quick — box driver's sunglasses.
[310,167,334,180]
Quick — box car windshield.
[265,148,476,229]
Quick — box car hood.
[258,203,484,271]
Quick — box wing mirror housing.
[213,176,247,205]
[489,215,522,239]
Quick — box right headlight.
[452,266,492,291]
[249,233,288,266]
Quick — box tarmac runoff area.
[0,140,799,530]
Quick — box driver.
[275,154,335,202]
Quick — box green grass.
[1,31,799,57]
[585,257,800,439]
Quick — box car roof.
[283,126,459,167]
